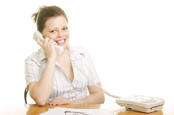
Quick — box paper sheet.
[41,107,116,115]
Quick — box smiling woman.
[24,5,105,106]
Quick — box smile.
[55,39,66,45]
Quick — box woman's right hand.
[36,37,57,62]
[48,96,70,106]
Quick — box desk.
[26,101,174,115]
[1,102,173,115]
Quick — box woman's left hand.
[48,96,70,106]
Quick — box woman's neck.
[57,47,70,60]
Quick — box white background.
[0,0,173,109]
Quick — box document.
[41,107,116,115]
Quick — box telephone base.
[119,103,163,113]
[116,95,165,113]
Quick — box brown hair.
[32,5,68,32]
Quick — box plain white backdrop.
[0,0,173,109]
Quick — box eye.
[50,30,56,33]
[62,26,68,31]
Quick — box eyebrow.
[48,26,67,30]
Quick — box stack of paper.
[41,107,116,115]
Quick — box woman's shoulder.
[24,48,43,64]
[70,46,89,57]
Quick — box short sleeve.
[82,49,100,86]
[24,57,40,86]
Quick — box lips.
[55,39,66,45]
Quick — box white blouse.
[24,46,100,102]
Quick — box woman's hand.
[48,96,70,106]
[36,37,57,61]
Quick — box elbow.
[28,83,50,106]
[35,97,47,106]
[31,94,47,106]
[29,90,48,106]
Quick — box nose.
[57,30,63,38]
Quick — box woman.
[25,5,104,106]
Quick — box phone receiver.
[33,31,64,56]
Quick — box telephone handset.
[33,31,64,56]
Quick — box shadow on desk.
[118,110,163,115]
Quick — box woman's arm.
[28,59,56,106]
[48,83,104,105]
[28,38,58,106]
[70,83,105,104]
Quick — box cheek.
[48,34,57,39]
[65,31,70,38]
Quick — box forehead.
[44,16,68,29]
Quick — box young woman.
[25,5,104,106]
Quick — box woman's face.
[42,16,69,49]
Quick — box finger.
[45,38,55,46]
[49,41,57,46]
[49,102,55,106]
[49,103,55,106]
[49,40,54,43]
[49,100,54,104]
[43,37,49,46]
[52,102,59,106]
[44,37,49,43]
[52,41,57,46]
[63,102,69,105]
[59,101,68,105]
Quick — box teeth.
[58,39,65,43]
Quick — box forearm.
[70,92,105,104]
[29,59,56,105]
